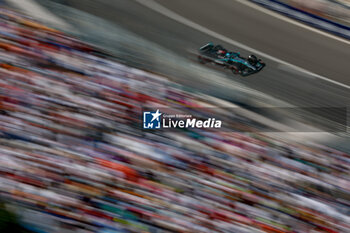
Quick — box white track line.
[135,0,350,89]
[236,0,350,45]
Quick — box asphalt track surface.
[57,0,350,109]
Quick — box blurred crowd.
[280,0,350,25]
[0,7,349,233]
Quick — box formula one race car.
[198,42,265,76]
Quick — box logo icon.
[143,109,162,129]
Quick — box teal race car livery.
[198,42,265,76]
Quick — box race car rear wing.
[199,43,213,51]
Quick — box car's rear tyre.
[198,55,208,64]
[213,45,224,51]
